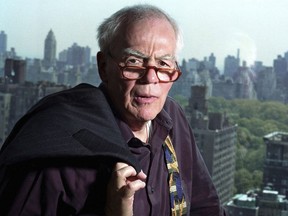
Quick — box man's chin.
[137,112,158,122]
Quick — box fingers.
[113,162,146,184]
[113,162,136,183]
[105,162,146,216]
[115,162,130,171]
[112,163,146,198]
[137,170,147,181]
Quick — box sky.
[1,0,288,70]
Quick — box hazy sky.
[1,0,288,70]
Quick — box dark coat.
[0,83,140,215]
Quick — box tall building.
[185,85,237,204]
[84,46,91,65]
[209,53,216,69]
[256,67,276,101]
[284,51,288,62]
[273,55,287,78]
[0,31,7,54]
[212,78,236,99]
[187,58,200,72]
[64,43,91,67]
[43,29,56,68]
[253,61,264,74]
[263,132,288,196]
[273,55,288,90]
[4,59,26,84]
[0,92,12,145]
[233,61,257,99]
[224,50,240,78]
[58,49,67,63]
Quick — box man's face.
[101,18,177,129]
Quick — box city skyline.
[1,0,288,69]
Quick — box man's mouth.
[134,95,157,104]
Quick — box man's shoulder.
[0,82,140,172]
[34,83,102,108]
[22,83,109,121]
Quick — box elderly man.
[0,4,226,216]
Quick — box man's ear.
[97,51,108,82]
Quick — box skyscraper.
[0,92,12,145]
[273,55,288,90]
[4,58,26,84]
[256,67,276,101]
[263,131,288,196]
[65,43,91,66]
[43,29,56,68]
[224,49,240,78]
[185,86,237,204]
[0,31,7,54]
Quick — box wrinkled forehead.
[111,17,177,56]
[125,16,176,38]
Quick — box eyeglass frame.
[107,52,182,83]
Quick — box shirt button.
[147,185,155,194]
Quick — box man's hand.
[105,162,146,216]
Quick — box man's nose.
[140,66,159,83]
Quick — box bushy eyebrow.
[123,48,146,58]
[123,48,175,61]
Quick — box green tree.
[244,146,265,172]
[234,168,253,194]
[235,143,247,170]
[207,97,288,194]
[259,102,288,124]
[236,99,261,119]
[251,170,263,190]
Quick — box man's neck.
[132,120,152,143]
